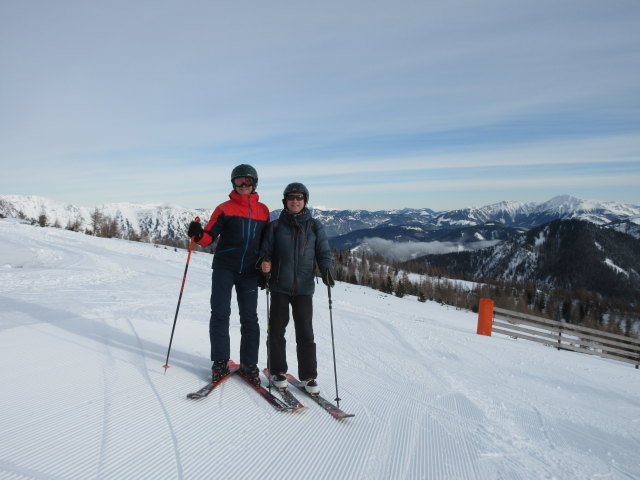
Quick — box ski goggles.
[286,194,305,201]
[233,177,254,187]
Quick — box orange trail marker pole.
[477,298,494,336]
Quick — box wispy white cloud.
[256,133,640,180]
[304,173,640,196]
[361,237,501,262]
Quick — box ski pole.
[265,272,272,392]
[327,283,341,407]
[163,216,200,372]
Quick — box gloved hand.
[322,269,335,287]
[187,221,203,241]
[257,273,269,290]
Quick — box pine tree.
[38,208,47,227]
[90,208,103,235]
[66,216,83,232]
[384,275,393,294]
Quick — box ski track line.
[338,375,382,424]
[503,403,592,478]
[124,317,184,480]
[428,371,541,478]
[551,417,640,477]
[330,301,453,388]
[427,414,481,479]
[479,404,595,479]
[180,384,301,480]
[96,319,116,480]
[346,373,442,479]
[310,298,490,478]
[87,372,185,479]
[393,373,509,478]
[348,296,636,476]
[177,384,250,479]
[189,368,367,480]
[1,400,107,479]
[0,460,69,480]
[381,403,418,479]
[422,396,482,479]
[441,350,640,479]
[0,307,516,477]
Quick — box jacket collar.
[280,208,311,224]
[228,190,260,206]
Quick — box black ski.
[186,362,238,399]
[263,368,306,411]
[229,361,293,411]
[285,373,355,419]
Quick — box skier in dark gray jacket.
[260,182,334,394]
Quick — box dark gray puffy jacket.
[260,209,332,296]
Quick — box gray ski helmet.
[230,164,258,186]
[283,182,309,206]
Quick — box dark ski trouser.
[210,268,260,365]
[268,292,317,380]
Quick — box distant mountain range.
[1,194,639,248]
[322,195,640,259]
[314,194,640,233]
[410,218,640,304]
[3,194,639,303]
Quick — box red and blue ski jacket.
[197,191,270,274]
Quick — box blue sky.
[1,0,639,211]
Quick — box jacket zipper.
[239,198,252,273]
[290,222,300,295]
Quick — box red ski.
[186,361,239,399]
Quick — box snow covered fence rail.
[492,307,640,369]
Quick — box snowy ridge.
[3,194,639,244]
[1,219,639,479]
[433,195,640,228]
[0,195,210,242]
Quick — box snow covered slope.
[1,219,639,479]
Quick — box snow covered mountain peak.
[537,194,640,217]
[2,194,639,242]
[538,194,584,212]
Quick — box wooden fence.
[489,306,640,369]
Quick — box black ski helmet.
[230,164,258,187]
[282,182,309,207]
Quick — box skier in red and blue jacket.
[188,164,269,385]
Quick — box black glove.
[258,271,271,290]
[187,221,204,241]
[322,270,335,287]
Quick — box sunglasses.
[233,177,254,188]
[286,194,305,201]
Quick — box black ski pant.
[268,292,317,380]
